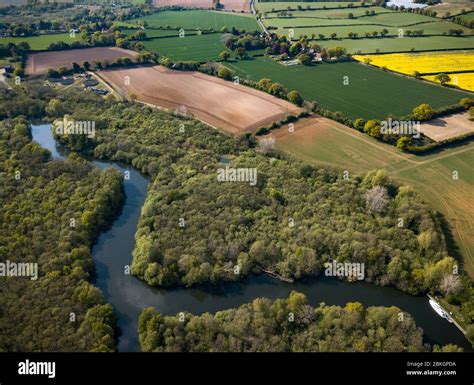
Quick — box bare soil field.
[153,0,250,12]
[25,47,138,76]
[220,0,251,12]
[99,65,301,134]
[426,2,474,17]
[153,0,212,8]
[419,112,474,142]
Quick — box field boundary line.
[393,144,474,174]
[323,119,417,163]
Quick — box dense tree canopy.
[0,116,123,351]
[2,82,473,348]
[138,291,428,352]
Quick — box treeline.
[0,107,123,350]
[138,291,457,352]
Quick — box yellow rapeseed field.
[353,51,474,92]
[423,73,474,92]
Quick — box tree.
[269,82,284,96]
[459,98,474,109]
[219,51,231,61]
[353,118,365,130]
[365,186,389,213]
[440,274,462,295]
[217,66,233,80]
[434,73,451,85]
[82,61,91,71]
[297,53,311,65]
[13,67,24,77]
[396,136,411,151]
[72,62,82,73]
[258,136,276,153]
[234,47,247,59]
[412,103,435,121]
[287,90,303,106]
[363,119,381,138]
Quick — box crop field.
[353,51,474,75]
[260,1,474,53]
[423,73,474,92]
[25,47,138,75]
[99,65,301,134]
[129,10,260,31]
[269,116,474,278]
[263,10,436,27]
[426,3,474,18]
[285,20,473,38]
[121,28,199,38]
[225,57,470,119]
[265,6,390,18]
[154,0,251,12]
[398,148,474,278]
[256,1,366,12]
[353,51,474,91]
[142,33,229,61]
[269,116,412,173]
[318,35,474,54]
[0,33,76,50]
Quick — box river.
[31,124,471,352]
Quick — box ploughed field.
[25,47,138,75]
[99,65,301,134]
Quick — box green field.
[0,33,76,50]
[122,28,199,38]
[256,1,366,12]
[455,11,474,23]
[398,148,474,278]
[282,21,473,39]
[261,2,473,53]
[142,33,229,61]
[315,35,474,54]
[130,10,261,32]
[263,10,436,27]
[225,56,470,119]
[265,6,391,18]
[273,118,474,278]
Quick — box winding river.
[31,124,471,352]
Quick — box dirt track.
[25,47,138,75]
[99,65,301,134]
